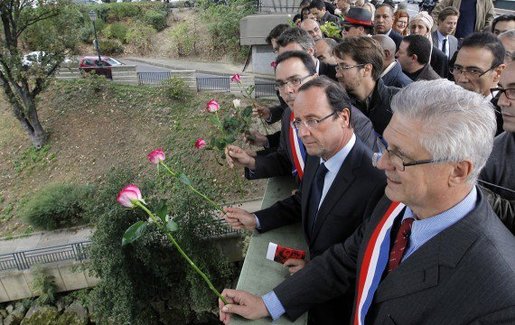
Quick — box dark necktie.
[386,217,414,273]
[442,38,447,56]
[307,163,328,234]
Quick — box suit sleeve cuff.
[262,291,286,321]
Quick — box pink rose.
[230,74,241,83]
[147,148,165,165]
[206,99,220,113]
[195,138,206,149]
[271,61,277,68]
[117,184,145,208]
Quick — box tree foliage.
[0,0,82,148]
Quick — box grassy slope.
[0,79,266,237]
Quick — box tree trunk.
[7,87,48,149]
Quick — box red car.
[79,56,123,79]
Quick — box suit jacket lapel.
[302,155,319,238]
[310,142,363,243]
[374,206,482,303]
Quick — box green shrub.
[99,39,124,55]
[162,76,193,101]
[169,21,198,56]
[143,9,168,31]
[105,3,142,22]
[125,22,156,54]
[20,183,94,230]
[102,23,128,43]
[31,266,58,306]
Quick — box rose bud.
[195,138,207,149]
[206,99,220,113]
[117,184,145,208]
[147,148,165,165]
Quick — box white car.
[22,51,74,68]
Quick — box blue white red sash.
[353,201,406,325]
[288,112,306,180]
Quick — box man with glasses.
[226,51,375,181]
[334,36,400,135]
[480,61,515,234]
[451,32,506,135]
[223,76,385,324]
[219,79,515,325]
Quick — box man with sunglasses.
[224,76,385,324]
[451,32,506,135]
[480,61,515,234]
[219,79,515,325]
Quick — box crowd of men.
[219,1,515,324]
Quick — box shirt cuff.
[254,214,262,230]
[262,291,286,321]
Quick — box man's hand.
[223,207,257,231]
[284,258,306,275]
[245,130,269,147]
[252,105,271,120]
[225,145,256,169]
[219,289,270,324]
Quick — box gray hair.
[277,27,315,52]
[390,80,496,183]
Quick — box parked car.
[22,51,73,69]
[79,56,123,79]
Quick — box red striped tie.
[387,218,414,273]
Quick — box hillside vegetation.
[0,77,266,237]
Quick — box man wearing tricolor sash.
[224,76,385,324]
[219,80,515,324]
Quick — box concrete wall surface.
[0,261,99,303]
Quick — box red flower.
[230,73,241,83]
[195,138,207,149]
[271,61,277,68]
[147,148,165,165]
[206,99,220,112]
[117,184,145,208]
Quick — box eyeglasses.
[275,74,313,90]
[506,51,514,62]
[371,138,447,172]
[491,87,515,100]
[335,63,365,72]
[291,111,337,131]
[449,65,496,79]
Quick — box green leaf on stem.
[122,221,147,246]
[166,219,179,232]
[178,173,192,186]
[155,202,168,223]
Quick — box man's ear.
[492,64,506,83]
[448,160,473,186]
[384,49,392,59]
[307,47,316,57]
[338,108,351,127]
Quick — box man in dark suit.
[309,0,340,25]
[372,35,412,88]
[431,6,459,60]
[219,80,515,324]
[397,35,441,81]
[374,4,402,50]
[224,76,385,324]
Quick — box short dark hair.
[334,36,385,80]
[437,6,459,22]
[309,0,326,10]
[275,50,317,76]
[299,0,311,9]
[492,14,515,33]
[298,76,352,124]
[266,24,290,45]
[277,27,315,51]
[461,32,505,68]
[403,35,432,65]
[376,3,394,15]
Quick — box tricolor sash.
[353,201,406,325]
[288,112,306,180]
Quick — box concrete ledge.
[233,177,308,324]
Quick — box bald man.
[315,38,338,65]
[300,18,323,41]
[373,34,412,88]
